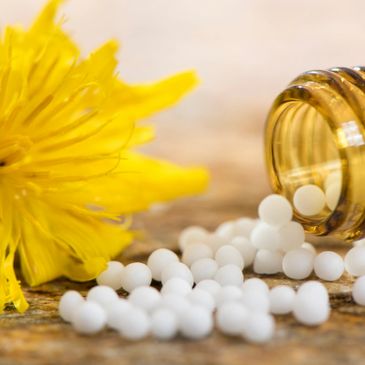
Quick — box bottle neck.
[265,67,365,241]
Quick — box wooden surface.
[0,129,363,365]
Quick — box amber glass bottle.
[265,67,365,241]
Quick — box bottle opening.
[266,100,343,232]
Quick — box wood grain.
[0,130,362,365]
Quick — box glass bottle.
[265,66,365,241]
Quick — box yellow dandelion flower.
[0,0,208,312]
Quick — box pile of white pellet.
[58,185,365,343]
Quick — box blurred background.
[2,0,365,213]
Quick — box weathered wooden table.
[0,127,363,365]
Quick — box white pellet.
[230,236,256,266]
[179,305,213,340]
[314,251,344,281]
[215,285,243,307]
[147,248,179,281]
[269,285,296,315]
[353,238,365,247]
[128,286,161,312]
[282,248,314,280]
[196,279,222,299]
[301,242,317,255]
[104,299,131,329]
[234,218,257,237]
[258,194,292,227]
[161,262,194,286]
[293,293,330,326]
[86,285,119,308]
[293,184,326,216]
[190,258,218,283]
[151,308,178,340]
[179,226,209,251]
[159,293,191,317]
[187,288,215,312]
[344,246,365,277]
[72,301,106,335]
[241,278,269,294]
[214,264,244,287]
[324,171,341,190]
[352,276,365,306]
[250,222,281,250]
[215,221,236,241]
[278,221,305,252]
[117,307,151,340]
[253,249,283,275]
[182,243,213,266]
[121,263,152,293]
[161,277,192,296]
[241,288,270,313]
[296,281,329,302]
[216,302,248,336]
[325,182,341,211]
[96,261,124,290]
[242,312,275,344]
[206,234,228,253]
[59,290,84,322]
[215,245,244,269]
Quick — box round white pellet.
[196,279,222,299]
[215,245,244,269]
[179,305,213,340]
[151,308,178,340]
[117,307,151,340]
[182,243,213,266]
[293,184,326,216]
[72,302,106,335]
[234,218,257,237]
[324,171,341,190]
[254,249,283,275]
[159,294,191,317]
[121,263,152,293]
[297,281,329,302]
[258,194,292,227]
[278,221,305,252]
[161,262,194,286]
[314,251,344,281]
[96,261,124,290]
[214,264,244,287]
[293,294,330,326]
[190,258,218,283]
[250,222,281,250]
[241,288,270,313]
[352,276,365,306]
[59,290,84,322]
[216,302,248,336]
[344,246,365,277]
[187,288,215,312]
[215,221,236,241]
[161,277,192,296]
[242,312,275,344]
[179,226,209,251]
[206,234,228,253]
[325,182,341,211]
[230,236,256,267]
[104,299,131,329]
[301,242,317,255]
[86,285,119,308]
[128,286,161,312]
[147,248,179,281]
[215,285,243,307]
[282,248,314,280]
[242,278,269,294]
[269,285,296,315]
